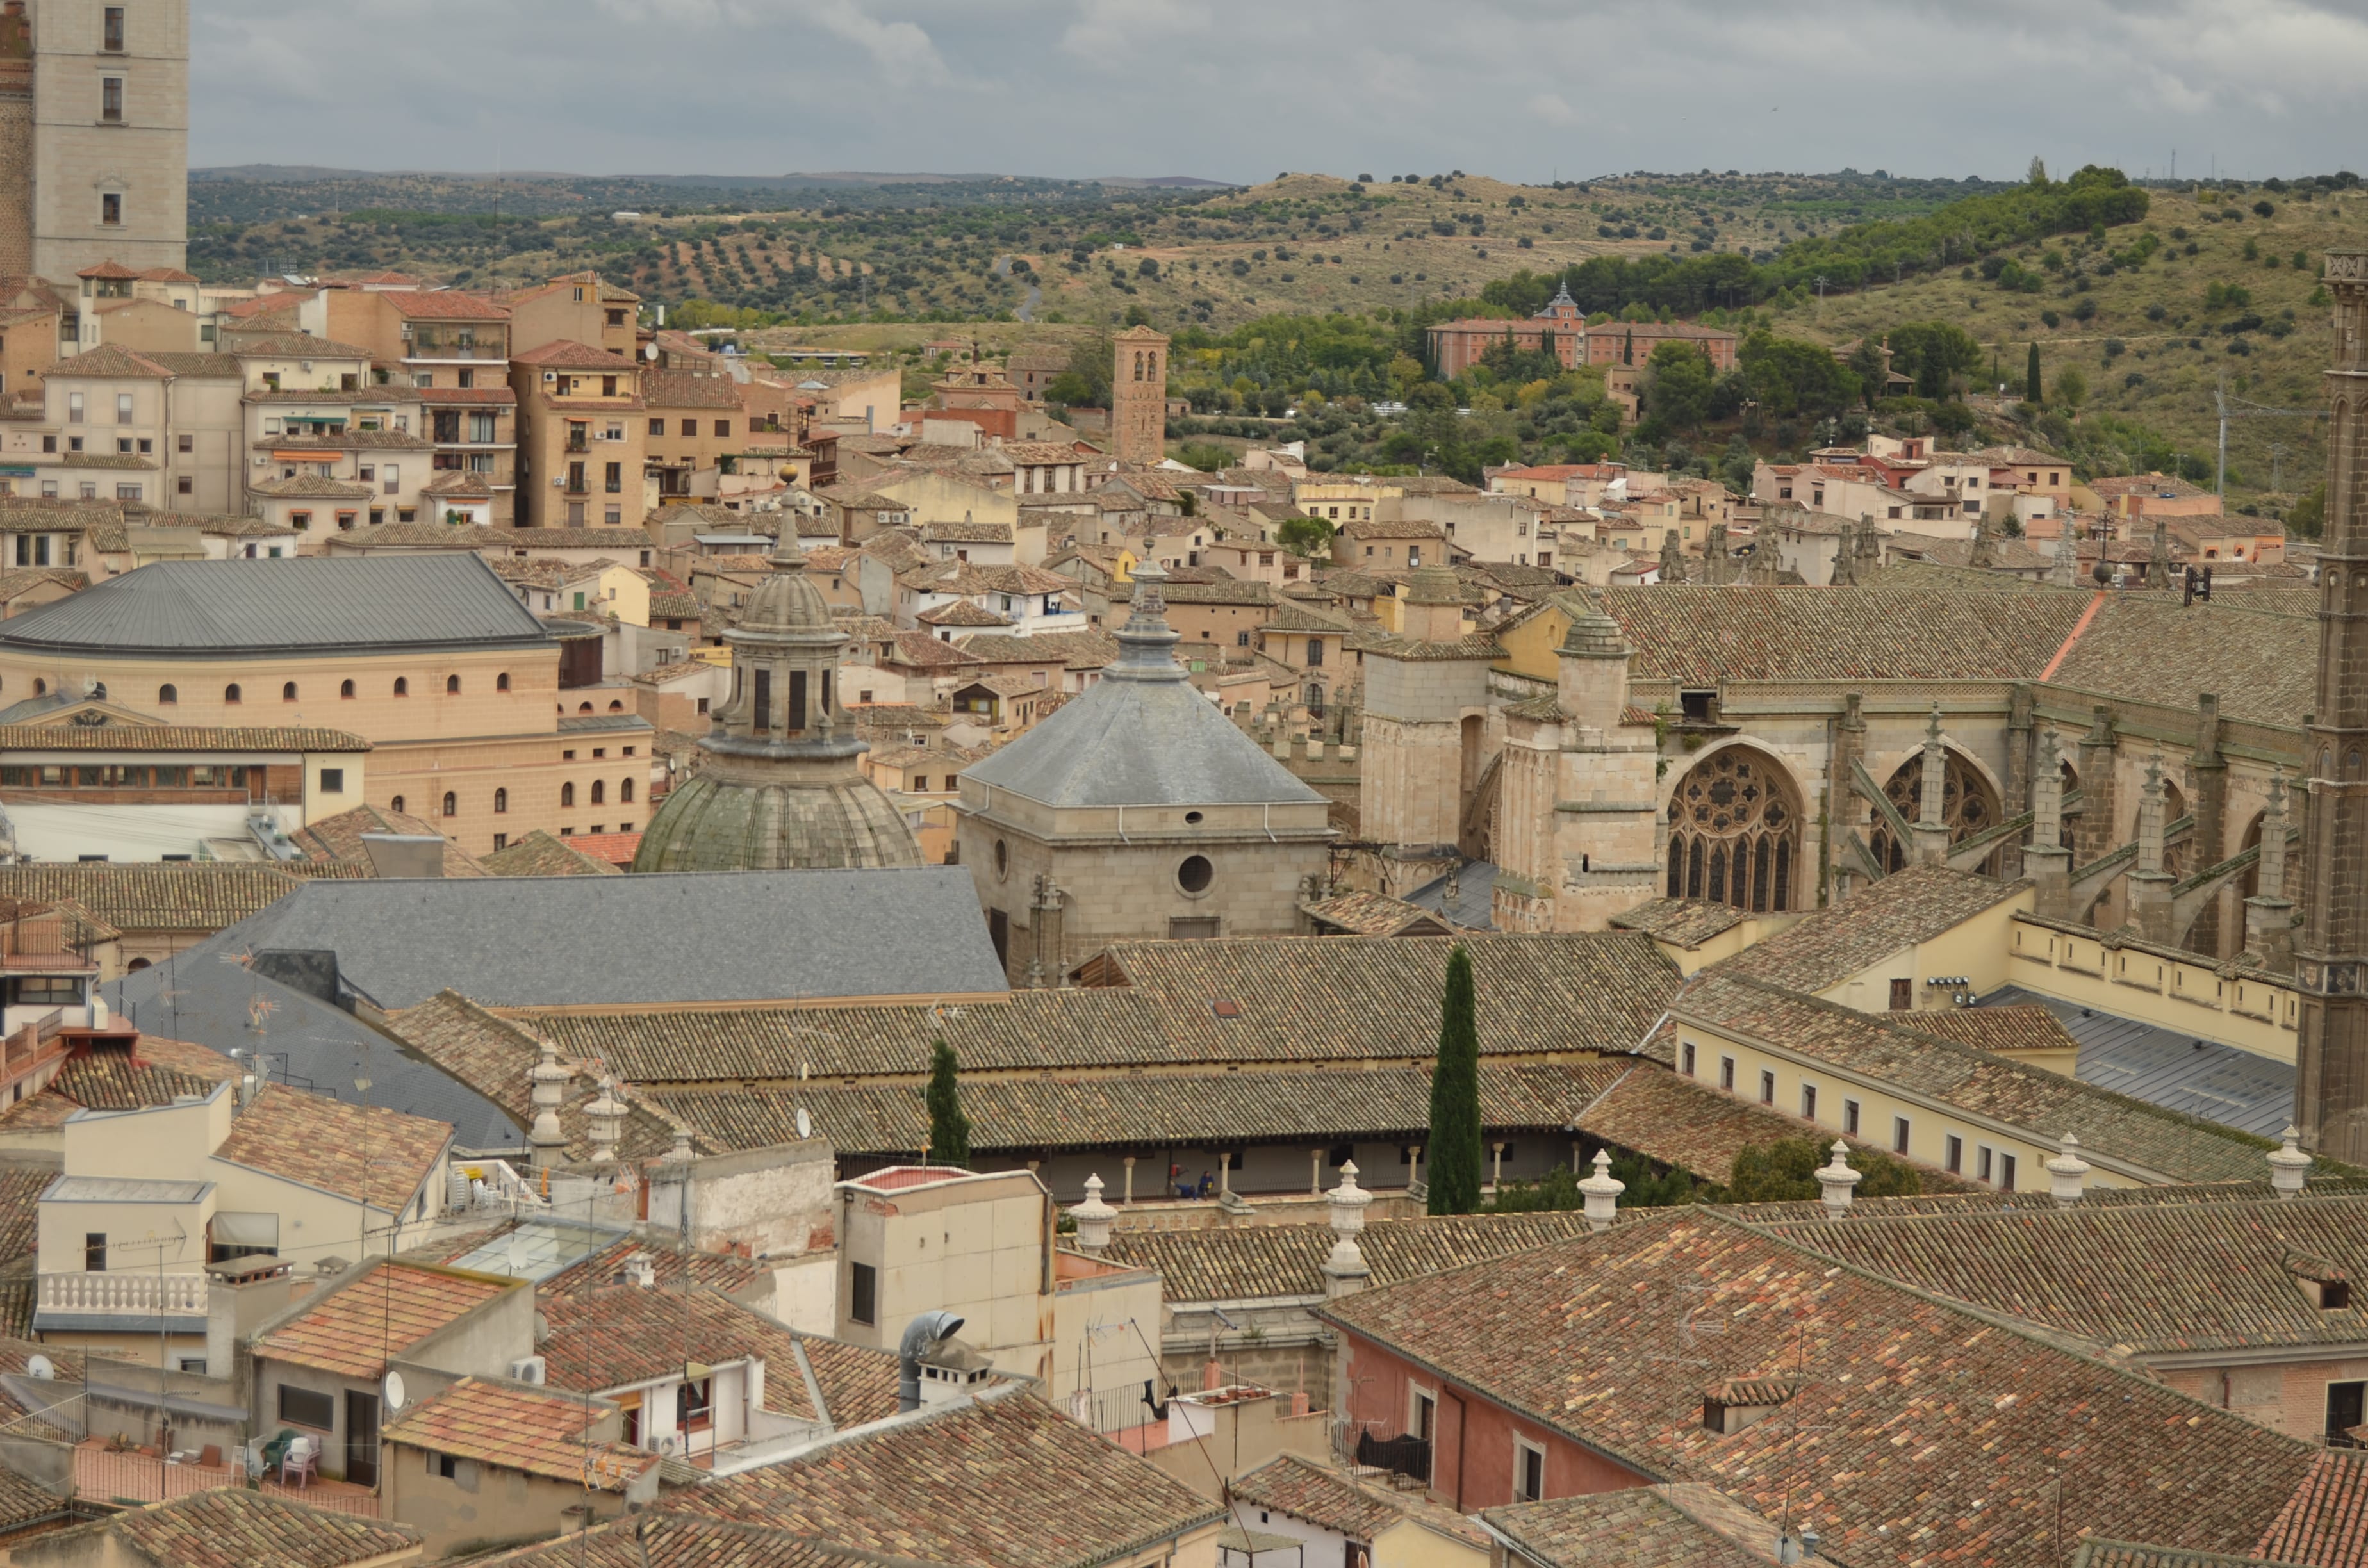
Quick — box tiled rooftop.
[1105,1209,1600,1304]
[1706,865,2027,995]
[254,1262,513,1380]
[62,1487,421,1568]
[382,1376,654,1489]
[1481,1488,1770,1568]
[1232,1453,1488,1547]
[214,1084,452,1209]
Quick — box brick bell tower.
[1111,325,1170,466]
[2296,247,2368,1161]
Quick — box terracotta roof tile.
[1233,1454,1488,1546]
[2251,1451,2368,1567]
[67,1487,420,1568]
[0,862,356,934]
[256,1261,514,1380]
[1708,866,2027,994]
[213,1084,452,1209]
[382,1376,654,1489]
[481,829,624,878]
[1481,1489,1770,1568]
[1610,897,1748,948]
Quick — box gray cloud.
[190,0,2368,182]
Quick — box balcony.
[40,1270,208,1319]
[401,340,504,363]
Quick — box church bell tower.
[2295,248,2368,1161]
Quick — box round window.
[1178,854,1214,894]
[994,839,1010,880]
[1185,810,1205,826]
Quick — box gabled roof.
[1706,865,2027,994]
[480,829,625,879]
[382,1376,653,1489]
[1481,1488,1772,1568]
[212,1083,452,1209]
[255,1262,513,1380]
[673,1387,1222,1568]
[513,339,637,371]
[377,289,508,321]
[0,862,348,934]
[49,1487,422,1568]
[1233,1454,1488,1547]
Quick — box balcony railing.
[41,1270,208,1318]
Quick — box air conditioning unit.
[508,1355,547,1385]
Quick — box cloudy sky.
[193,0,2368,184]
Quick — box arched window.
[30,679,42,696]
[496,672,511,692]
[445,674,461,694]
[340,679,356,699]
[441,790,456,817]
[561,782,575,808]
[282,681,297,702]
[620,778,634,803]
[157,684,177,705]
[393,677,409,697]
[224,683,241,705]
[591,780,605,805]
[1665,745,1800,913]
[1870,748,2003,876]
[579,701,593,714]
[608,699,624,712]
[493,788,507,814]
[390,794,405,813]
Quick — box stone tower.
[3,0,190,282]
[631,537,922,873]
[1111,325,1169,466]
[2296,248,2368,1162]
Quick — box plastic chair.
[258,1429,295,1474]
[279,1435,317,1488]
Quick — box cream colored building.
[509,340,648,530]
[834,1166,1056,1382]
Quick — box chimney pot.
[2045,1131,2090,1207]
[1577,1148,1625,1234]
[1816,1141,1861,1218]
[2269,1125,2312,1198]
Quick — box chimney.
[359,833,445,879]
[585,1077,625,1166]
[526,1041,570,1169]
[1069,1173,1117,1254]
[622,1252,656,1288]
[1816,1141,1861,1218]
[896,1311,966,1413]
[2269,1125,2312,1198]
[2044,1132,2089,1207]
[1577,1148,1625,1234]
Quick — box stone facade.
[0,4,31,281]
[28,0,188,283]
[1110,325,1169,467]
[2296,247,2368,1164]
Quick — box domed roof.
[630,767,923,874]
[736,537,837,638]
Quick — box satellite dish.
[25,1355,53,1380]
[382,1370,406,1412]
[643,343,658,361]
[795,1107,812,1140]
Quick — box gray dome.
[737,537,835,636]
[630,765,923,873]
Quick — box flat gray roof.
[1977,984,2296,1138]
[43,1175,213,1204]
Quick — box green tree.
[1043,371,1094,407]
[2028,156,2049,186]
[1176,441,1234,474]
[1845,338,1889,407]
[1640,342,1714,436]
[1887,321,1982,401]
[1736,331,1859,424]
[2288,481,2327,538]
[1486,1151,1700,1212]
[1425,945,1483,1216]
[2025,342,2043,404]
[1726,1136,1923,1204]
[1276,514,1336,558]
[2053,366,2088,412]
[925,1038,971,1168]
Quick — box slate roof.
[1675,974,2274,1184]
[255,1262,514,1380]
[58,1487,422,1568]
[1707,866,2028,994]
[1481,1489,1770,1568]
[1231,1454,1488,1547]
[1741,1191,2368,1356]
[175,865,1005,1010]
[382,1376,654,1489]
[675,1387,1224,1568]
[1980,984,2296,1139]
[1320,1213,2324,1567]
[0,555,552,657]
[213,1084,451,1209]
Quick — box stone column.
[2245,767,2298,974]
[2027,730,2071,919]
[2189,694,2231,954]
[1310,1149,1324,1196]
[1121,1154,1137,1206]
[2129,752,2176,942]
[2146,519,2173,589]
[2002,685,2035,879]
[1912,705,1953,867]
[1828,692,1868,904]
[2075,705,2119,871]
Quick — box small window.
[1843,1099,1861,1136]
[1758,1070,1775,1106]
[496,672,510,692]
[278,1384,335,1430]
[318,769,344,794]
[1998,1153,2017,1193]
[620,778,634,803]
[1892,1116,1911,1156]
[340,680,355,699]
[1718,1057,1735,1092]
[492,833,507,851]
[84,1233,105,1272]
[441,790,456,817]
[103,6,125,51]
[393,678,408,697]
[1513,1440,1545,1503]
[100,192,121,225]
[561,782,575,808]
[1681,1042,1696,1077]
[1978,1145,1994,1184]
[390,795,404,814]
[2328,1381,2367,1444]
[156,683,176,705]
[1178,854,1213,894]
[493,788,507,814]
[223,683,241,705]
[1800,1084,1818,1120]
[445,674,461,694]
[100,78,123,123]
[282,681,297,702]
[850,1261,878,1325]
[591,780,605,806]
[1889,978,1913,1010]
[1945,1135,1964,1175]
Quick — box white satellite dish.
[25,1355,53,1380]
[382,1370,406,1412]
[794,1107,812,1140]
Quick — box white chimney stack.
[585,1077,625,1167]
[527,1041,570,1168]
[1816,1141,1861,1218]
[2269,1125,2312,1198]
[1579,1148,1625,1234]
[1326,1159,1372,1241]
[1069,1174,1117,1253]
[2045,1132,2090,1207]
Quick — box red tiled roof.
[562,831,641,866]
[213,1084,452,1209]
[2253,1451,2368,1567]
[382,1376,654,1490]
[513,341,637,371]
[255,1263,514,1380]
[379,290,509,321]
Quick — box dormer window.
[2287,1254,2353,1311]
[1701,1377,1800,1435]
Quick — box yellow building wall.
[871,470,1019,532]
[1492,601,1577,684]
[2005,917,2303,1063]
[1816,889,2032,1014]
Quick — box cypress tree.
[925,1038,971,1168]
[1426,945,1484,1215]
[2025,342,2043,404]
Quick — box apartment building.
[322,288,518,523]
[509,341,648,529]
